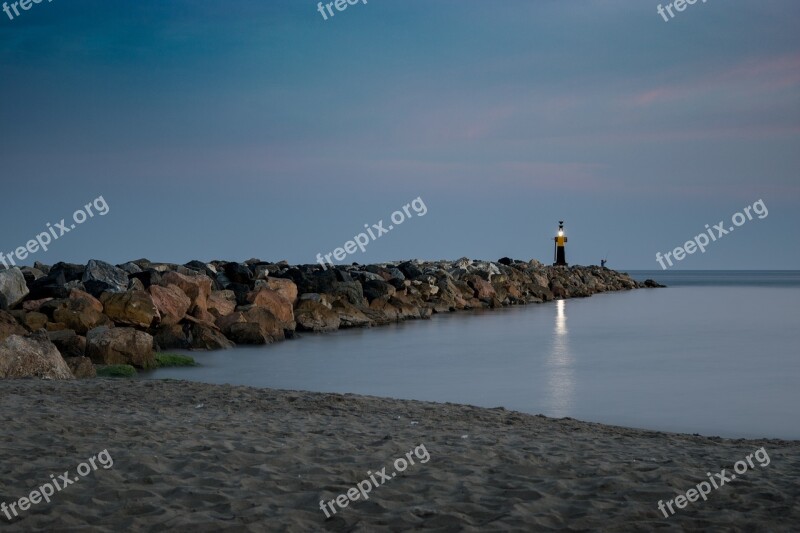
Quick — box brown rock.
[390,294,427,320]
[295,300,341,332]
[207,290,237,318]
[101,290,160,328]
[465,275,496,301]
[64,356,96,378]
[219,307,284,345]
[22,311,49,332]
[331,300,374,328]
[0,309,26,342]
[368,299,401,323]
[160,272,213,314]
[148,284,191,326]
[86,327,155,369]
[189,323,235,350]
[0,331,74,380]
[215,312,245,333]
[246,287,295,329]
[51,289,110,335]
[264,278,298,305]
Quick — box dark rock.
[20,266,45,284]
[388,278,406,291]
[118,262,143,275]
[333,268,353,283]
[82,260,129,297]
[128,269,162,289]
[226,282,251,306]
[153,323,191,350]
[223,262,253,284]
[329,281,365,306]
[47,329,87,358]
[398,261,423,279]
[362,279,396,302]
[50,262,85,283]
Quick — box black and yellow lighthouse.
[553,220,568,266]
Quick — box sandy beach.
[0,379,797,532]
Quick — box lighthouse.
[553,221,568,266]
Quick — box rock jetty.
[0,258,663,379]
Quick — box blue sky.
[1,0,798,269]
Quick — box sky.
[1,0,798,270]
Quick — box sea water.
[146,271,800,439]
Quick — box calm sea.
[146,271,800,440]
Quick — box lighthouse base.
[554,247,568,267]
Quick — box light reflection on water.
[546,299,573,416]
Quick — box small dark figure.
[601,259,607,268]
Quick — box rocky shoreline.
[0,258,662,379]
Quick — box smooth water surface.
[147,271,800,439]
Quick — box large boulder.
[188,323,235,350]
[86,327,155,369]
[0,309,27,342]
[148,284,191,326]
[263,278,298,305]
[101,290,160,328]
[207,290,237,318]
[82,260,130,297]
[294,300,341,332]
[246,287,295,329]
[51,289,111,335]
[217,307,284,345]
[0,331,74,380]
[0,267,29,310]
[160,272,213,315]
